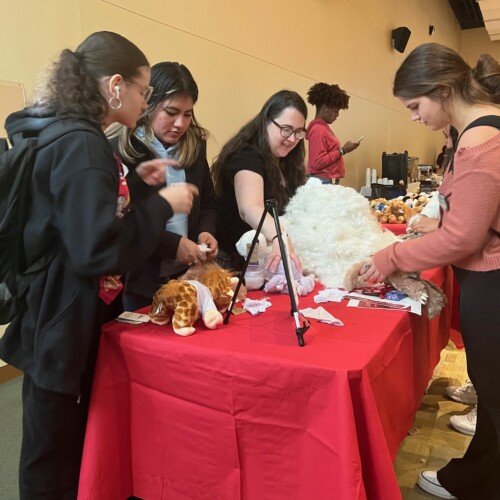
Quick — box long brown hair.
[211,89,307,211]
[393,43,500,105]
[115,62,208,167]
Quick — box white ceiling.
[477,0,500,40]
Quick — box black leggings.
[438,267,500,500]
[19,307,103,500]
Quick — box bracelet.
[340,147,346,156]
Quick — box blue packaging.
[385,291,406,301]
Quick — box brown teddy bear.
[370,198,417,224]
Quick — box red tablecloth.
[382,223,407,236]
[78,267,453,500]
[382,222,463,348]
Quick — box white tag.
[116,311,151,324]
[247,242,259,267]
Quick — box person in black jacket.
[0,32,197,500]
[111,62,218,311]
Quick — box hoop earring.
[108,96,122,110]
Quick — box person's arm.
[234,170,301,272]
[234,170,275,239]
[361,167,497,281]
[407,195,441,234]
[155,145,218,263]
[51,131,176,276]
[195,145,218,257]
[409,216,439,234]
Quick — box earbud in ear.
[114,85,120,96]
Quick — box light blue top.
[135,128,188,237]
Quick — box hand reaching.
[265,236,302,274]
[407,215,439,234]
[136,158,179,185]
[357,257,385,283]
[159,183,198,214]
[176,237,207,266]
[198,232,219,259]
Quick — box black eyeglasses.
[271,119,306,140]
[124,79,154,102]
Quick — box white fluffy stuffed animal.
[282,179,447,318]
[282,179,398,288]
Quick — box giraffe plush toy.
[149,263,235,336]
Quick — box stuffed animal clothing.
[235,230,315,295]
[149,266,233,336]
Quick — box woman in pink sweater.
[358,43,500,500]
[306,83,361,184]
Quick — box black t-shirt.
[215,145,271,256]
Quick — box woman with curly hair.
[0,31,196,499]
[212,89,307,272]
[306,82,361,184]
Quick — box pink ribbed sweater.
[374,133,500,276]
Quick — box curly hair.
[306,82,350,110]
[393,43,500,105]
[211,90,307,212]
[33,31,149,121]
[115,61,208,168]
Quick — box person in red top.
[306,82,361,184]
[356,43,500,500]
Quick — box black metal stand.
[224,199,310,347]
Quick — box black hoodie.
[0,108,174,394]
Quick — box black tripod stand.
[224,199,310,346]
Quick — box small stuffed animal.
[149,263,235,336]
[343,264,447,319]
[264,260,315,296]
[234,231,268,290]
[235,230,315,295]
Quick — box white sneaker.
[450,406,477,436]
[445,381,478,405]
[418,471,457,499]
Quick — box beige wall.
[0,1,81,100]
[1,0,499,190]
[461,27,500,63]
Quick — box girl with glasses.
[0,32,196,500]
[212,89,307,273]
[306,82,361,185]
[110,62,218,311]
